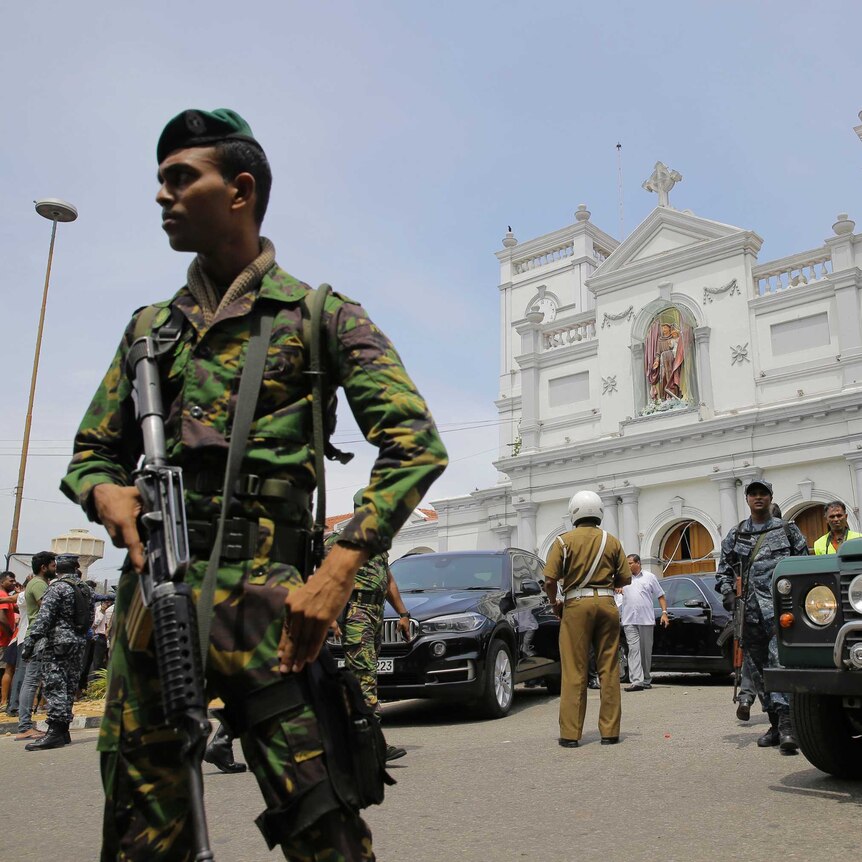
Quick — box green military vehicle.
[764,539,862,778]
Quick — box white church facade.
[390,116,862,574]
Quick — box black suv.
[330,548,562,718]
[764,540,862,778]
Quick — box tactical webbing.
[196,305,276,669]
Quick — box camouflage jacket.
[324,531,389,594]
[60,265,448,554]
[716,517,808,619]
[26,578,94,650]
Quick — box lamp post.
[7,199,78,557]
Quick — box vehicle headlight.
[849,575,862,614]
[419,612,486,634]
[803,586,838,627]
[776,578,792,596]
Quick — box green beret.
[157,108,263,163]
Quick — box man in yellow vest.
[814,500,862,554]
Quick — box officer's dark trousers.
[559,595,621,740]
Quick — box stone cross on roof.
[642,161,682,207]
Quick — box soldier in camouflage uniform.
[60,108,447,861]
[325,499,411,761]
[716,479,807,754]
[20,556,94,751]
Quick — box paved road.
[4,675,861,861]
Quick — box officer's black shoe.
[587,676,600,690]
[558,738,579,748]
[778,714,798,754]
[204,725,247,774]
[757,725,780,747]
[736,699,753,722]
[600,737,620,745]
[385,745,407,761]
[624,684,644,692]
[25,722,68,751]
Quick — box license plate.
[337,658,394,674]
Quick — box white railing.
[513,241,574,274]
[592,245,611,264]
[543,318,597,350]
[753,247,832,296]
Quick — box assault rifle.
[127,334,214,862]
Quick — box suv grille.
[383,618,419,644]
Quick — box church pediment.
[594,208,745,276]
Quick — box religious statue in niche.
[641,307,696,415]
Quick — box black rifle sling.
[196,305,276,668]
[305,284,333,573]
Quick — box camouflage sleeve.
[715,528,738,595]
[788,522,809,556]
[326,298,448,554]
[59,315,143,515]
[26,583,63,643]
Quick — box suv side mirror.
[519,579,542,596]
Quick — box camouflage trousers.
[42,641,86,725]
[99,555,374,862]
[743,609,789,716]
[342,601,384,714]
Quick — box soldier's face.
[746,490,772,514]
[156,147,238,253]
[826,506,848,531]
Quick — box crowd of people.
[0,551,114,748]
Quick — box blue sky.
[1,1,860,578]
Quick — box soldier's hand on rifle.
[722,591,735,612]
[92,484,146,573]
[279,543,368,673]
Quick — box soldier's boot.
[778,713,798,754]
[204,723,247,774]
[385,744,407,762]
[757,711,780,747]
[735,697,753,722]
[24,721,69,751]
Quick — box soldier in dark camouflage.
[325,494,412,761]
[20,556,94,751]
[60,108,447,861]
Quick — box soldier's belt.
[187,516,310,568]
[184,471,310,509]
[351,589,386,606]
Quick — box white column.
[513,501,538,553]
[618,487,641,555]
[844,452,862,519]
[515,317,543,452]
[710,473,739,536]
[694,325,714,414]
[598,491,620,538]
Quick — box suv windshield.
[391,554,505,592]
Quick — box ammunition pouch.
[351,588,386,607]
[186,516,310,569]
[227,649,394,848]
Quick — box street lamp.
[7,198,78,557]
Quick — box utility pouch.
[306,647,395,811]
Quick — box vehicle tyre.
[618,645,629,683]
[475,639,515,719]
[544,674,561,696]
[791,692,862,779]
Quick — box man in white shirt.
[618,555,669,691]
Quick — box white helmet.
[568,490,604,526]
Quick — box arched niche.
[642,506,721,576]
[630,297,702,416]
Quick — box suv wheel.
[791,693,862,779]
[476,640,514,719]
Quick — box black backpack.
[58,577,92,634]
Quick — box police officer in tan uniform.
[544,490,632,747]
